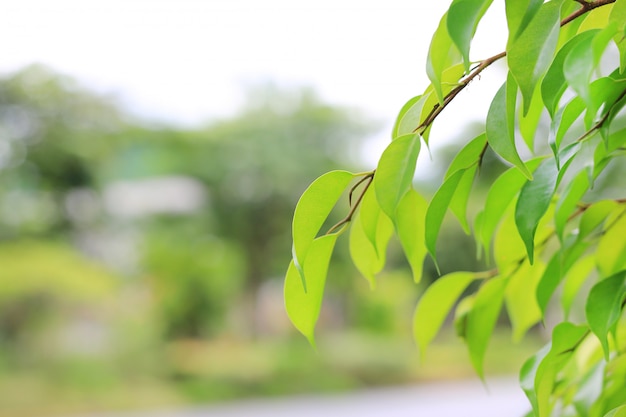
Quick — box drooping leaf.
[596,210,626,277]
[476,158,543,262]
[393,94,430,139]
[520,342,551,415]
[555,169,590,240]
[505,0,544,46]
[585,270,626,359]
[505,260,545,341]
[445,133,487,177]
[374,133,421,220]
[359,184,386,257]
[542,30,598,118]
[515,158,559,263]
[426,12,462,104]
[549,96,585,156]
[519,80,544,151]
[413,271,476,358]
[447,0,495,72]
[292,170,354,285]
[284,233,339,346]
[396,189,428,283]
[349,211,393,289]
[425,168,467,270]
[486,79,532,179]
[508,0,563,115]
[466,276,508,379]
[495,207,532,277]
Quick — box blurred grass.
[0,329,544,417]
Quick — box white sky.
[0,0,507,166]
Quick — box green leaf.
[359,184,386,257]
[425,168,466,270]
[507,0,563,116]
[447,0,494,72]
[505,0,544,46]
[519,80,544,151]
[542,30,598,118]
[585,270,626,359]
[515,158,558,263]
[413,271,476,358]
[555,169,590,240]
[426,12,462,104]
[505,260,545,341]
[596,210,626,277]
[466,276,508,379]
[393,94,430,138]
[349,211,393,289]
[561,256,595,319]
[549,96,585,156]
[604,405,626,417]
[284,234,339,346]
[292,170,354,285]
[486,79,532,179]
[564,24,618,109]
[579,200,618,240]
[374,134,421,220]
[520,342,551,415]
[396,189,428,283]
[476,158,543,262]
[610,0,626,72]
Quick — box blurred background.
[0,1,548,416]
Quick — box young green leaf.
[359,184,387,257]
[579,200,618,240]
[505,260,545,342]
[393,94,430,139]
[445,133,487,177]
[447,0,494,72]
[425,168,466,270]
[549,96,585,156]
[585,270,626,359]
[542,30,598,118]
[486,80,532,180]
[596,211,626,277]
[507,0,563,115]
[561,256,595,320]
[413,271,476,358]
[466,276,508,379]
[555,169,590,240]
[395,189,428,283]
[515,158,558,263]
[292,170,354,285]
[519,81,544,151]
[284,233,339,346]
[374,133,421,220]
[426,12,462,104]
[349,211,393,289]
[520,342,551,415]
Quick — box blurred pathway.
[87,377,529,417]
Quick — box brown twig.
[326,173,374,235]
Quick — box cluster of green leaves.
[285,0,626,415]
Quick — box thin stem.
[561,0,616,27]
[576,87,626,143]
[326,173,374,235]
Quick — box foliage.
[285,0,626,415]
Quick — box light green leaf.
[561,256,595,319]
[486,79,532,179]
[396,189,428,283]
[505,260,545,342]
[284,233,339,346]
[426,12,462,104]
[413,271,476,358]
[596,211,626,277]
[445,133,487,177]
[577,2,614,32]
[564,24,618,109]
[542,30,598,118]
[508,0,563,115]
[447,0,494,72]
[393,94,430,138]
[359,184,387,257]
[505,0,544,46]
[585,270,626,359]
[519,80,544,151]
[425,168,466,270]
[374,134,421,220]
[604,405,626,417]
[610,0,626,72]
[466,276,508,379]
[520,342,552,415]
[579,200,618,240]
[476,158,543,262]
[495,208,530,277]
[555,169,590,240]
[515,158,558,263]
[349,211,393,289]
[549,96,585,156]
[292,170,354,285]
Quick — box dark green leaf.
[585,270,626,359]
[515,158,558,263]
[285,234,339,346]
[374,133,421,220]
[413,271,476,358]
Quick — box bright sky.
[0,0,507,166]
